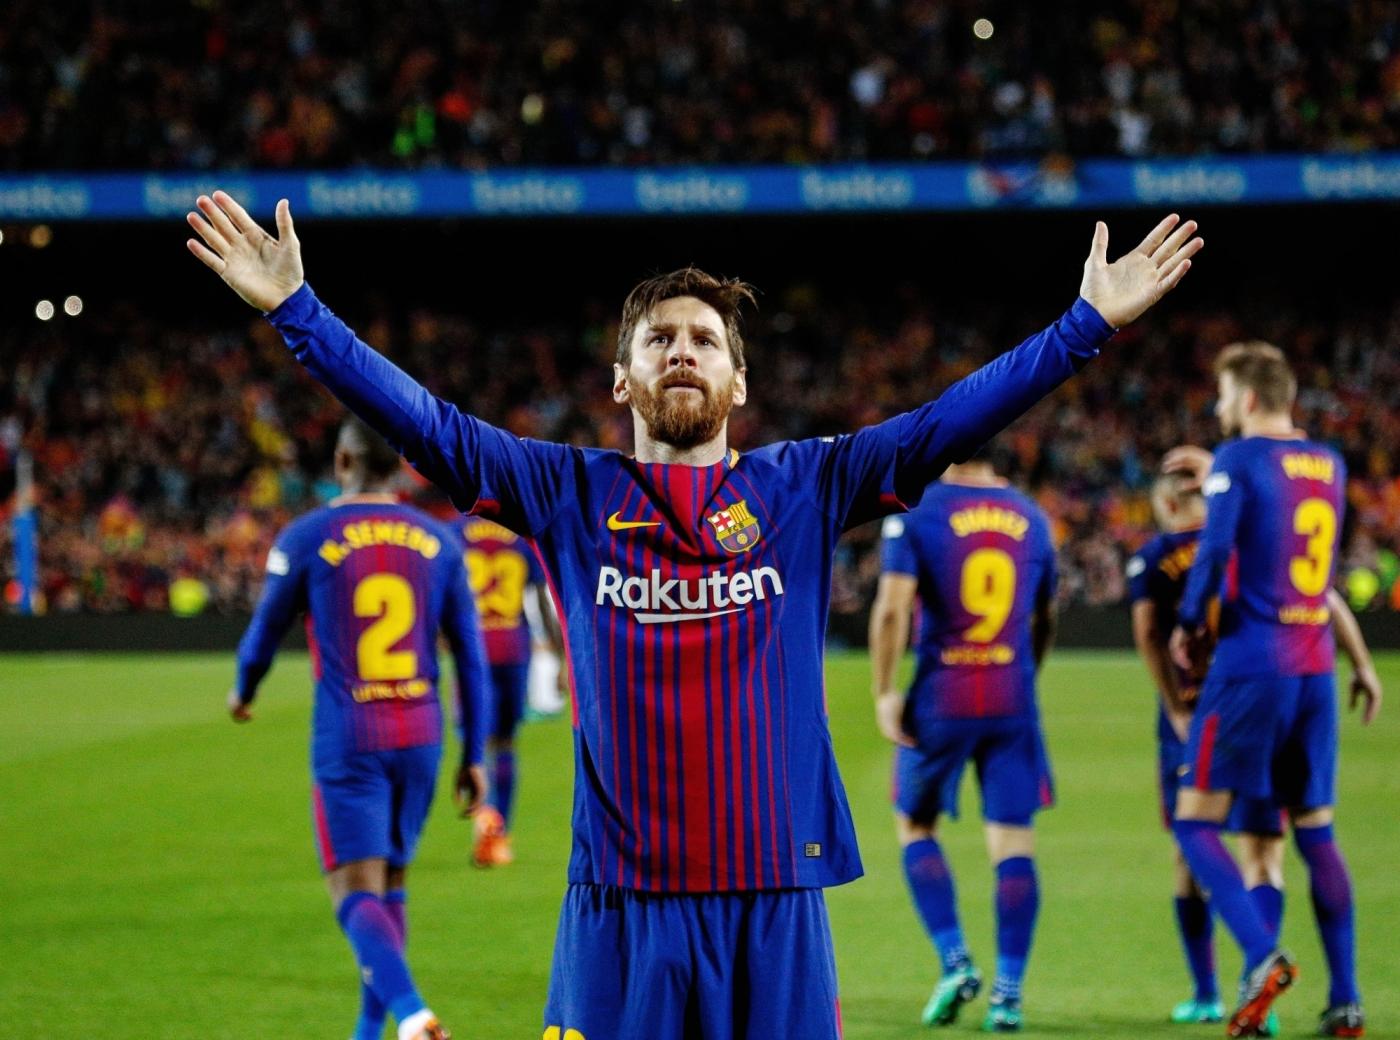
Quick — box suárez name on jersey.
[596,565,785,624]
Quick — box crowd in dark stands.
[5,0,1400,170]
[5,287,1400,616]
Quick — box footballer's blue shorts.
[310,743,442,872]
[894,716,1054,827]
[488,661,530,742]
[1159,718,1284,835]
[1180,672,1337,811]
[543,883,842,1040]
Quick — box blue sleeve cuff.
[1065,297,1117,358]
[264,281,317,325]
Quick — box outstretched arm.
[186,192,567,532]
[916,214,1203,468]
[814,216,1204,528]
[1327,588,1382,725]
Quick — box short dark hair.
[616,267,757,371]
[1214,341,1297,412]
[338,416,402,481]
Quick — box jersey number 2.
[1289,498,1336,597]
[354,574,418,680]
[961,548,1016,643]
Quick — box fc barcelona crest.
[707,499,762,554]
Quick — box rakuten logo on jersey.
[595,566,785,624]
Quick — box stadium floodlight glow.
[64,295,83,316]
[30,225,53,248]
[0,229,5,246]
[973,17,995,39]
[35,300,55,321]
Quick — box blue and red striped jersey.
[461,516,545,666]
[236,498,490,766]
[268,284,1113,892]
[881,481,1055,721]
[1179,436,1344,678]
[1127,526,1206,742]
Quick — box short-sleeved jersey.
[881,482,1056,722]
[1127,528,1202,640]
[270,283,1112,893]
[462,516,546,666]
[1127,527,1205,742]
[236,500,489,766]
[1179,436,1344,679]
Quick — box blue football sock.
[384,888,408,943]
[337,891,426,1025]
[1174,894,1217,1002]
[991,856,1038,1003]
[902,838,969,971]
[1248,884,1284,944]
[1173,820,1273,971]
[354,890,406,1040]
[490,748,517,827]
[1295,825,1359,1006]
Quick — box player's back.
[1128,528,1201,647]
[885,481,1055,722]
[286,499,464,761]
[462,516,542,666]
[1207,436,1344,677]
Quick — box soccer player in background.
[231,417,490,1040]
[869,455,1058,1032]
[1170,345,1380,1038]
[460,513,563,866]
[1129,457,1380,1030]
[188,189,1200,1038]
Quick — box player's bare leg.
[982,824,1037,1032]
[329,859,448,1040]
[1174,789,1295,1037]
[897,814,982,1027]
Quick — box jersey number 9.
[960,547,1016,643]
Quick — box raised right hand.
[187,191,304,312]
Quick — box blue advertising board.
[2,154,1398,221]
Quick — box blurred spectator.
[5,1,1400,171]
[4,283,1400,614]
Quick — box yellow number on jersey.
[961,548,1016,643]
[354,573,418,680]
[543,1029,586,1040]
[466,549,530,620]
[1289,498,1336,597]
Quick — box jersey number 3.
[961,547,1016,643]
[355,574,419,680]
[1289,498,1336,597]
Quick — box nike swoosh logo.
[607,511,663,532]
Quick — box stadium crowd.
[5,287,1400,616]
[5,0,1400,170]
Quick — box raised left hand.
[1080,214,1203,328]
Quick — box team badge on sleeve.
[707,499,762,554]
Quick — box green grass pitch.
[1,650,1397,1039]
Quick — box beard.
[628,369,736,450]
